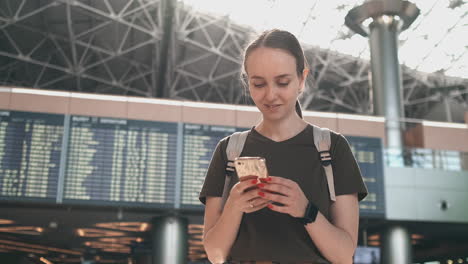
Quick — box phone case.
[234,157,268,179]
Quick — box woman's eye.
[253,83,265,88]
[278,82,289,87]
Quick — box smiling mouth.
[265,104,281,109]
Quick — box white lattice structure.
[0,0,467,121]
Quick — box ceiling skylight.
[182,0,467,79]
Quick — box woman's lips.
[264,104,281,110]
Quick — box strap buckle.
[226,160,235,176]
[319,150,332,166]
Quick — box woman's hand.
[258,176,309,218]
[226,177,270,214]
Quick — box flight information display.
[0,110,63,201]
[347,136,385,218]
[181,124,238,207]
[0,109,385,217]
[63,116,178,207]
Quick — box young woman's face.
[245,47,306,122]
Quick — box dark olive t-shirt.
[199,124,368,263]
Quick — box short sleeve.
[331,134,368,201]
[198,137,229,205]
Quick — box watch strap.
[300,201,318,225]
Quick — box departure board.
[0,108,385,216]
[0,110,63,201]
[347,136,385,218]
[181,124,238,207]
[63,116,178,207]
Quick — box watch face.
[305,202,318,223]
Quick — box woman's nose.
[265,86,276,100]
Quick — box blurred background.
[0,0,467,263]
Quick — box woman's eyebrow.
[275,74,292,79]
[251,74,292,80]
[250,76,265,80]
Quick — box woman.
[199,29,368,264]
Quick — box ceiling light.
[381,15,393,25]
[0,219,14,225]
[0,244,47,254]
[98,237,143,245]
[0,226,43,235]
[95,222,147,232]
[77,229,85,237]
[139,223,149,232]
[411,234,424,240]
[361,17,373,28]
[0,239,81,255]
[76,228,126,237]
[40,257,53,264]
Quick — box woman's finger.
[243,198,257,210]
[258,190,291,206]
[267,203,289,214]
[253,199,271,208]
[266,176,296,189]
[234,179,259,194]
[239,175,258,182]
[245,200,270,213]
[260,183,291,197]
[241,187,264,203]
[248,196,269,205]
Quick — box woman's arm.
[304,194,359,264]
[203,180,269,264]
[261,177,359,264]
[203,197,243,264]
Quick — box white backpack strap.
[312,125,336,202]
[225,131,250,173]
[221,130,250,208]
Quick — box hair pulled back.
[242,29,308,118]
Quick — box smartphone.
[234,157,268,181]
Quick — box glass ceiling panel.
[182,0,467,79]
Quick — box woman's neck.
[255,115,308,142]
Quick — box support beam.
[151,216,188,264]
[155,0,175,98]
[382,225,412,264]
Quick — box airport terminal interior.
[0,0,467,264]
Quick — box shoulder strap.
[225,130,250,171]
[221,130,250,208]
[312,125,336,202]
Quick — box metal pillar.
[155,0,176,98]
[345,0,420,165]
[151,216,188,264]
[369,15,405,150]
[381,225,412,264]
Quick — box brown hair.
[242,29,308,118]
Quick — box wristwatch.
[299,201,319,225]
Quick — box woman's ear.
[302,68,309,80]
[299,68,309,93]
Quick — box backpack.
[221,125,337,208]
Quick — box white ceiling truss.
[0,0,466,121]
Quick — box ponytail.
[295,100,303,119]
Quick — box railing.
[384,148,468,171]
